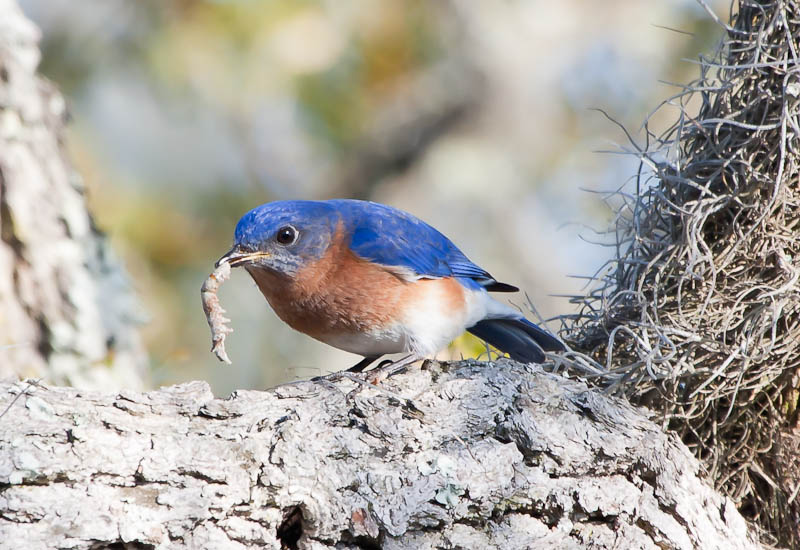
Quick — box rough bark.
[0,360,758,550]
[0,0,147,390]
[0,0,769,548]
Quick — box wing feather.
[338,200,515,292]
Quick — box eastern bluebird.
[215,199,565,372]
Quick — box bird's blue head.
[217,200,341,276]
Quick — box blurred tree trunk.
[0,0,147,390]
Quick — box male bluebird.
[216,199,565,372]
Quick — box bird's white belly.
[400,283,487,357]
[321,326,408,356]
[315,279,501,359]
[322,280,491,358]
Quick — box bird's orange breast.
[245,226,465,347]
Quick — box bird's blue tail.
[467,317,565,364]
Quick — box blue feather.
[334,200,502,289]
[467,317,565,363]
[234,199,516,291]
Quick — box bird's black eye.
[276,225,298,245]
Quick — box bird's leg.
[366,354,423,383]
[347,355,382,373]
[309,355,383,384]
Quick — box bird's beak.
[215,246,271,268]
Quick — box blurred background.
[18,0,725,395]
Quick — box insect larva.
[201,261,233,364]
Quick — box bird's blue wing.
[336,200,498,289]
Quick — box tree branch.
[0,360,758,549]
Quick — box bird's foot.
[365,354,422,384]
[346,355,382,373]
[309,355,424,408]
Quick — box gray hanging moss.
[561,1,800,547]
